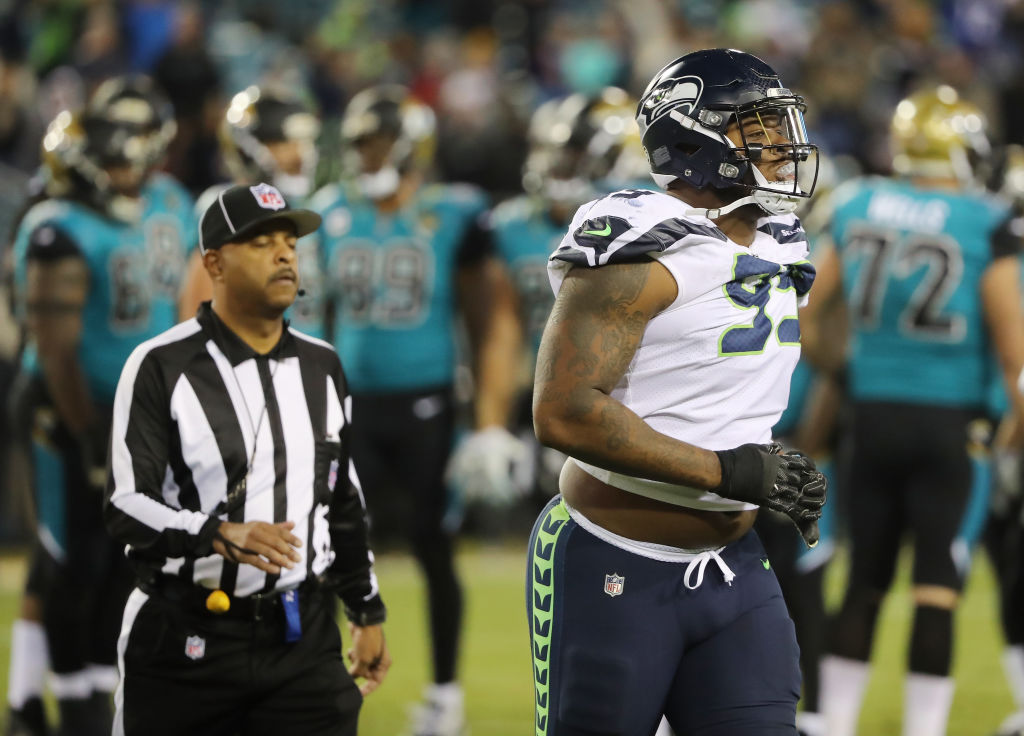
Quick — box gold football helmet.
[891,84,990,183]
[40,109,86,198]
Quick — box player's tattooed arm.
[27,256,99,435]
[533,260,723,489]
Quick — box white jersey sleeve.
[549,189,732,290]
[545,189,816,512]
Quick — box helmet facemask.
[729,97,819,215]
[663,90,819,217]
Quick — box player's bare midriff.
[559,459,757,549]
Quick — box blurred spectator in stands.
[153,1,222,193]
[0,48,42,174]
[122,0,176,72]
[73,3,128,91]
[436,28,528,198]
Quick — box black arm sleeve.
[454,214,495,268]
[104,350,220,558]
[323,365,386,625]
[990,214,1024,261]
[26,224,82,261]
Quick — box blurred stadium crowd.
[0,0,1022,208]
[3,0,1024,735]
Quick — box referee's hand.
[212,521,302,574]
[347,623,391,695]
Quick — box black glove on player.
[713,443,827,548]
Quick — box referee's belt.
[142,576,323,622]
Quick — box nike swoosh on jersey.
[582,220,612,237]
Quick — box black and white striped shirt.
[104,302,385,625]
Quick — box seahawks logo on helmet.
[638,76,703,133]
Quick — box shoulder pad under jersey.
[550,189,726,268]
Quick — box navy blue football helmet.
[636,48,818,216]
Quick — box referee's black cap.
[199,183,321,255]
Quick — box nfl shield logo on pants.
[604,573,625,597]
[184,635,206,661]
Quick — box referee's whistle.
[206,589,231,614]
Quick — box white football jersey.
[548,188,814,511]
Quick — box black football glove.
[767,450,827,548]
[713,443,827,548]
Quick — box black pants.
[15,373,132,677]
[116,587,362,736]
[843,400,978,591]
[351,386,463,684]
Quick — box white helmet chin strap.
[685,165,800,219]
[685,194,760,220]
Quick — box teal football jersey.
[773,358,814,438]
[13,173,194,404]
[830,177,1010,407]
[312,182,490,392]
[488,196,566,358]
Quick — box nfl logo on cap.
[604,573,624,597]
[250,183,286,211]
[184,634,206,661]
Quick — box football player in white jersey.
[526,48,827,736]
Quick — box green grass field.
[0,540,1013,735]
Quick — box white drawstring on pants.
[683,550,736,589]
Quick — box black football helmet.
[41,75,175,220]
[340,85,436,199]
[221,86,320,198]
[523,87,648,206]
[81,75,176,173]
[636,48,818,216]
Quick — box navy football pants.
[526,497,800,736]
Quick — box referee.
[104,183,389,736]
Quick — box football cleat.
[405,684,467,736]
